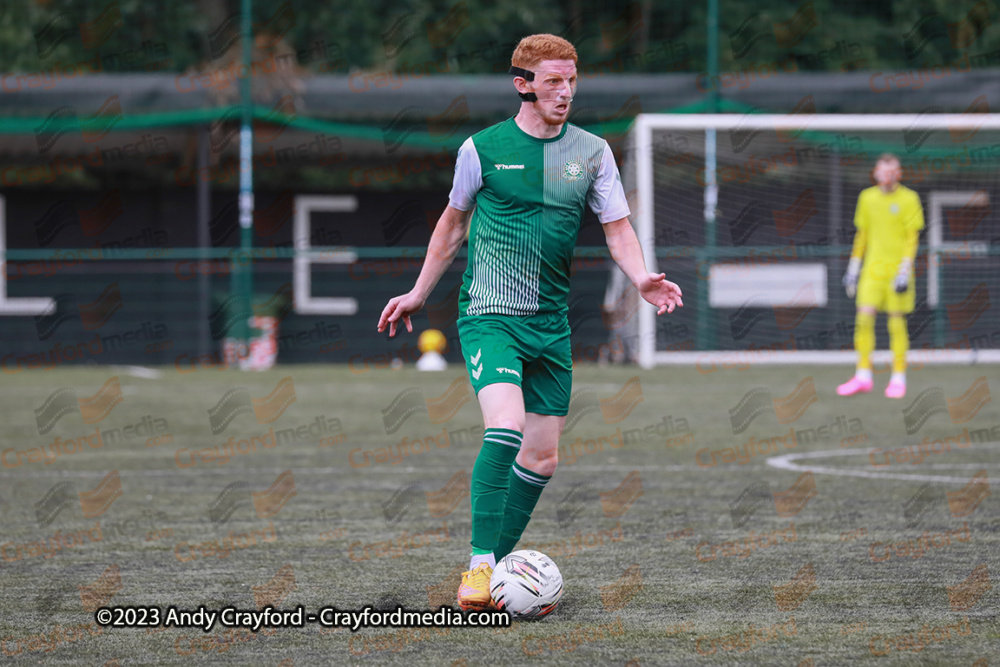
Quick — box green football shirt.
[448,117,630,317]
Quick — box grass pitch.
[0,363,997,665]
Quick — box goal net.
[618,112,1000,369]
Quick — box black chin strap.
[508,66,537,102]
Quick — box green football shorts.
[457,312,573,416]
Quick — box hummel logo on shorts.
[497,367,521,378]
[470,349,483,380]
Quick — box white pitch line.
[892,463,1000,470]
[767,442,1000,484]
[114,365,163,379]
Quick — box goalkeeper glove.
[843,257,861,298]
[894,258,912,293]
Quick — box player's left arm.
[588,143,682,315]
[895,191,925,292]
[603,218,683,314]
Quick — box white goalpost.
[623,113,1000,369]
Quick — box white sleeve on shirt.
[588,142,631,223]
[447,137,483,211]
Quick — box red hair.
[511,34,578,70]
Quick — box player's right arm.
[377,206,473,337]
[377,138,482,337]
[843,191,868,298]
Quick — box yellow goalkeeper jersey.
[854,184,924,281]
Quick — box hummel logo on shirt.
[494,164,525,169]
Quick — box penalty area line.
[767,442,1000,484]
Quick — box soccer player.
[838,153,924,399]
[377,34,683,610]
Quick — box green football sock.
[470,428,522,555]
[494,461,551,560]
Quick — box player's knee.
[518,444,558,476]
[532,451,558,477]
[490,417,525,433]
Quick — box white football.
[490,550,563,619]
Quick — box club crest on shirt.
[563,159,585,181]
[890,203,900,214]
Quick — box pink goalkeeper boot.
[837,375,873,396]
[885,378,906,399]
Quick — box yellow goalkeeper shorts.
[857,277,915,314]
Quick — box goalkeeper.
[838,153,924,399]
